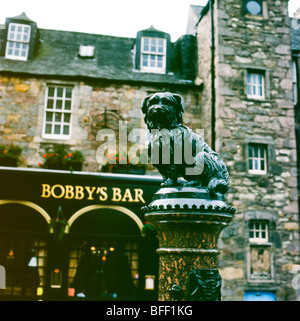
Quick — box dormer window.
[2,13,39,61]
[141,37,166,73]
[134,26,171,74]
[6,23,31,60]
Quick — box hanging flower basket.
[39,145,84,171]
[101,152,146,175]
[0,144,22,167]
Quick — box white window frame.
[5,23,31,61]
[140,37,166,73]
[247,71,265,99]
[292,60,297,105]
[249,220,269,243]
[42,86,73,140]
[248,144,267,175]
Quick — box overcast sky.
[0,0,299,42]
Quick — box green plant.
[0,144,22,166]
[101,151,146,174]
[39,145,84,171]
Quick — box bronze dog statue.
[142,92,229,196]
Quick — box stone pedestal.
[142,187,235,301]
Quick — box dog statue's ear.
[141,95,152,114]
[172,94,184,113]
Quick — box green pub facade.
[0,167,162,300]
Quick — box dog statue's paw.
[161,178,177,187]
[181,180,201,187]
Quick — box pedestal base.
[142,187,235,301]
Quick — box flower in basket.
[0,144,22,167]
[101,151,146,174]
[39,145,84,171]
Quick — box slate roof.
[0,27,195,86]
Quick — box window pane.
[57,88,63,97]
[249,147,253,157]
[65,100,71,110]
[246,1,262,15]
[55,113,62,122]
[142,54,148,66]
[48,87,55,97]
[56,100,63,109]
[254,159,258,169]
[65,88,72,98]
[54,125,61,134]
[63,125,70,135]
[254,147,258,158]
[47,99,54,109]
[45,124,52,134]
[260,147,265,157]
[261,160,265,171]
[64,113,71,123]
[249,159,253,170]
[46,112,53,122]
[143,38,149,51]
[151,38,156,52]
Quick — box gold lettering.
[64,185,74,199]
[41,184,51,198]
[85,186,96,200]
[51,184,65,199]
[74,185,85,200]
[122,188,133,202]
[96,187,108,201]
[134,189,145,203]
[112,187,122,202]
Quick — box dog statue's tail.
[203,152,230,196]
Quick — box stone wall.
[196,0,299,300]
[212,0,299,300]
[0,75,201,172]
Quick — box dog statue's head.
[141,92,184,130]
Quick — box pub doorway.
[66,206,155,300]
[0,203,49,301]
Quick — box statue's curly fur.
[142,92,229,196]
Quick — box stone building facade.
[0,1,299,301]
[195,0,299,300]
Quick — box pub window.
[140,37,166,73]
[43,86,73,139]
[249,220,268,243]
[248,144,267,175]
[5,23,31,61]
[247,71,265,99]
[292,60,297,105]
